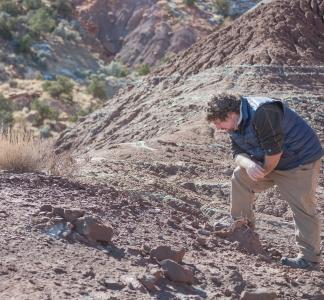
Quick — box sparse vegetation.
[15,34,33,53]
[0,127,76,175]
[104,61,128,78]
[9,80,18,88]
[42,76,74,100]
[0,94,15,126]
[0,128,45,172]
[183,0,196,6]
[28,7,56,35]
[87,77,107,99]
[22,0,42,11]
[31,99,59,125]
[0,12,14,40]
[0,0,21,16]
[50,0,73,18]
[136,63,150,76]
[212,0,231,17]
[69,106,95,122]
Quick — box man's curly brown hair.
[206,93,242,122]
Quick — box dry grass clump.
[0,128,75,176]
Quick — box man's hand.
[246,161,266,181]
[235,152,283,181]
[235,154,266,181]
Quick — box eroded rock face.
[56,0,324,159]
[74,0,214,66]
[155,0,324,77]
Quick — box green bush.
[87,77,107,99]
[42,76,74,100]
[50,0,72,18]
[28,7,56,35]
[0,1,20,16]
[183,0,196,6]
[0,94,14,126]
[137,63,150,76]
[212,0,230,16]
[104,61,128,78]
[69,107,94,122]
[31,99,59,124]
[9,80,18,88]
[23,0,43,11]
[0,13,14,40]
[15,34,33,53]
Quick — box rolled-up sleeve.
[253,103,284,155]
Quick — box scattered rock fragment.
[74,216,113,243]
[149,267,163,280]
[240,289,277,300]
[98,277,125,290]
[160,259,194,284]
[214,219,263,254]
[150,245,185,263]
[39,204,53,212]
[121,275,147,293]
[63,208,85,222]
[138,274,158,292]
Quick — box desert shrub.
[42,76,74,99]
[0,128,45,171]
[212,0,230,16]
[31,99,59,124]
[39,125,51,138]
[15,34,33,53]
[137,63,150,76]
[50,0,72,18]
[28,7,56,35]
[104,61,128,78]
[9,80,18,88]
[0,13,14,40]
[0,127,76,175]
[183,0,196,6]
[0,93,14,126]
[69,107,94,122]
[22,0,43,11]
[0,0,20,16]
[87,77,107,99]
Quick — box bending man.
[206,94,323,270]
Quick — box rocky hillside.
[56,0,324,153]
[52,2,324,299]
[74,0,261,67]
[1,0,324,299]
[1,0,260,136]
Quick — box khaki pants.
[231,159,322,263]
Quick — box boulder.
[150,245,185,263]
[240,289,277,300]
[160,259,194,284]
[74,216,113,242]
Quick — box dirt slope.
[155,0,324,76]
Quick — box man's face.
[211,112,240,133]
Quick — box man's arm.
[263,152,283,175]
[235,102,284,181]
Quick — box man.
[206,93,323,270]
